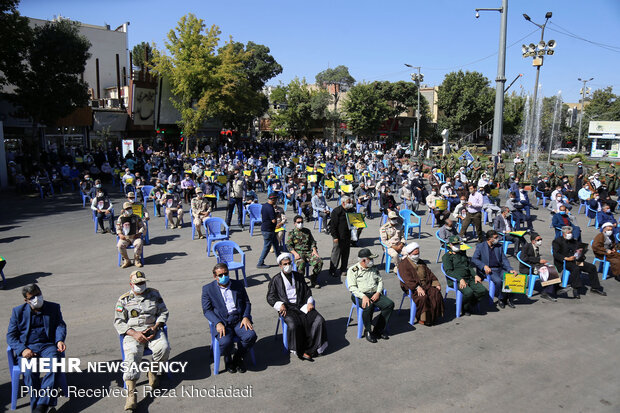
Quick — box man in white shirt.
[266,253,328,361]
[458,184,484,243]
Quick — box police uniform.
[286,226,323,286]
[161,184,184,228]
[191,189,211,238]
[116,202,145,268]
[379,217,405,272]
[114,271,170,383]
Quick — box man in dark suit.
[267,253,328,361]
[202,263,257,373]
[520,232,564,302]
[551,205,582,241]
[493,207,522,254]
[472,230,517,308]
[6,284,67,413]
[329,196,355,277]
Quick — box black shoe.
[299,354,314,362]
[557,287,570,296]
[377,332,389,340]
[233,354,246,373]
[572,288,581,299]
[506,299,516,309]
[591,287,607,296]
[225,361,237,374]
[540,293,557,302]
[463,311,471,316]
[256,264,269,269]
[33,405,49,413]
[498,300,506,309]
[365,331,377,343]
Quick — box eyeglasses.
[216,272,229,277]
[535,239,542,242]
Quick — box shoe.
[147,371,159,388]
[498,300,506,309]
[225,360,237,374]
[299,353,314,362]
[540,293,557,302]
[135,259,143,268]
[377,332,389,340]
[256,264,269,269]
[121,259,132,269]
[591,287,607,296]
[101,229,108,234]
[233,354,246,373]
[572,288,581,299]
[33,406,49,413]
[124,379,137,411]
[506,299,515,309]
[365,331,377,343]
[199,235,206,239]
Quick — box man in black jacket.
[520,232,563,302]
[267,253,328,361]
[329,196,355,277]
[493,207,522,254]
[552,226,607,299]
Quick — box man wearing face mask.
[91,187,114,233]
[148,180,165,217]
[161,183,184,229]
[426,186,450,227]
[398,243,444,326]
[552,226,606,298]
[226,169,246,229]
[592,222,620,281]
[493,207,522,254]
[347,248,394,342]
[114,271,170,411]
[596,203,617,232]
[379,211,406,272]
[329,196,354,278]
[116,202,145,268]
[7,284,67,413]
[202,263,257,373]
[191,188,212,239]
[521,232,565,302]
[472,230,518,309]
[287,216,323,288]
[442,236,488,316]
[551,205,581,241]
[458,184,484,243]
[267,253,328,360]
[256,193,282,269]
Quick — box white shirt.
[273,272,314,314]
[218,285,237,314]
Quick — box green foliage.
[372,80,431,136]
[131,41,152,68]
[342,83,391,139]
[0,0,32,87]
[502,92,526,135]
[567,86,620,145]
[315,65,355,91]
[437,70,495,133]
[567,153,587,163]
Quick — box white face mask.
[29,294,44,309]
[565,233,573,240]
[123,210,132,217]
[605,230,613,236]
[431,191,436,196]
[410,254,419,263]
[390,219,399,225]
[535,240,542,247]
[295,223,303,229]
[451,245,460,252]
[282,264,292,274]
[491,238,499,245]
[366,260,374,268]
[132,283,146,294]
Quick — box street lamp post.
[475,0,508,155]
[577,77,593,153]
[521,11,556,179]
[404,64,423,155]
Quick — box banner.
[490,188,500,197]
[325,180,335,189]
[122,140,134,158]
[204,170,214,177]
[217,175,228,184]
[346,212,367,229]
[243,170,252,176]
[435,199,448,211]
[307,174,317,183]
[306,166,314,173]
[344,174,354,181]
[509,230,527,237]
[502,272,528,294]
[131,204,144,218]
[340,184,352,193]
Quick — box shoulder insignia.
[130,309,139,317]
[115,304,124,312]
[119,291,131,299]
[352,266,359,272]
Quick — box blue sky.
[19,0,620,103]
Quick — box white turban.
[277,253,293,264]
[601,222,613,230]
[403,242,420,255]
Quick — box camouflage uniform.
[379,221,405,272]
[286,226,323,286]
[606,164,617,193]
[496,162,506,187]
[471,159,482,182]
[116,211,144,267]
[190,194,211,238]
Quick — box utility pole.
[577,77,593,153]
[475,0,508,155]
[404,64,423,156]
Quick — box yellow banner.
[325,180,335,189]
[436,199,448,210]
[307,174,318,183]
[317,168,324,174]
[346,212,367,228]
[306,166,313,172]
[205,170,214,177]
[131,204,144,218]
[184,169,192,175]
[341,184,353,193]
[490,188,499,197]
[243,170,252,176]
[217,175,228,184]
[344,174,353,181]
[320,163,326,168]
[502,273,528,294]
[125,177,134,184]
[509,230,527,237]
[275,227,285,233]
[205,194,217,199]
[292,157,299,164]
[460,244,471,251]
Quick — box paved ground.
[0,187,619,413]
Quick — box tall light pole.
[475,0,508,155]
[522,11,555,178]
[577,77,593,153]
[405,64,423,155]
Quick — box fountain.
[522,85,543,178]
[547,91,563,162]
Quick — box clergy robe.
[398,258,444,325]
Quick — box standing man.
[114,271,170,411]
[575,161,586,191]
[287,215,323,288]
[7,284,67,413]
[346,248,394,343]
[226,169,246,229]
[116,202,145,269]
[458,184,484,243]
[379,210,406,272]
[202,263,257,373]
[256,193,281,269]
[329,195,355,278]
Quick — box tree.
[131,41,152,69]
[0,0,32,87]
[13,19,91,156]
[342,83,391,139]
[372,80,431,139]
[568,86,620,145]
[502,92,526,135]
[437,70,495,134]
[315,65,355,138]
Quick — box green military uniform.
[515,162,525,182]
[606,164,617,192]
[496,162,506,187]
[556,163,565,183]
[441,241,488,314]
[547,163,557,187]
[485,158,495,179]
[471,159,482,182]
[530,163,539,181]
[447,158,457,178]
[286,227,323,286]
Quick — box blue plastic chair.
[345,279,388,339]
[399,209,421,240]
[441,263,463,318]
[119,325,170,388]
[437,172,445,183]
[457,216,477,238]
[586,206,599,228]
[141,185,154,208]
[163,205,184,229]
[516,251,537,297]
[313,208,332,233]
[396,270,417,326]
[204,218,230,257]
[116,236,144,267]
[8,345,69,410]
[92,210,98,234]
[577,198,588,215]
[213,241,247,287]
[498,231,514,255]
[425,208,436,227]
[81,192,91,207]
[590,240,611,280]
[379,240,392,274]
[209,321,256,375]
[535,188,548,207]
[247,204,263,236]
[435,230,449,263]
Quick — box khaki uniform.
[379,222,405,272]
[190,196,211,237]
[114,288,170,381]
[116,214,144,263]
[161,192,184,228]
[286,227,323,284]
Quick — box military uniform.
[379,221,405,272]
[191,192,211,238]
[530,163,539,181]
[447,158,457,178]
[116,209,144,268]
[606,165,617,193]
[286,227,323,286]
[441,249,488,314]
[547,163,557,187]
[496,162,506,187]
[471,159,482,182]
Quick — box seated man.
[116,202,145,268]
[551,204,582,241]
[148,180,166,217]
[472,230,518,309]
[440,177,460,211]
[286,215,323,289]
[442,236,488,315]
[397,243,444,326]
[506,191,534,230]
[379,210,406,272]
[536,178,552,199]
[161,183,184,229]
[91,187,114,234]
[267,253,328,360]
[520,232,563,302]
[398,180,417,212]
[552,226,607,298]
[7,284,66,413]
[346,248,394,343]
[114,271,170,411]
[592,222,620,281]
[79,173,94,200]
[516,186,537,217]
[438,217,458,242]
[311,188,331,231]
[426,186,450,227]
[121,168,135,194]
[355,182,374,217]
[202,263,257,373]
[191,188,212,239]
[547,192,572,214]
[493,206,523,254]
[597,203,617,235]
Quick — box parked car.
[551,148,577,157]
